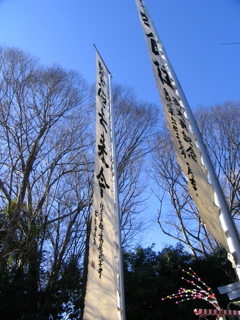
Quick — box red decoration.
[194,308,240,316]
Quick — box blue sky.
[0,0,239,110]
[0,0,240,250]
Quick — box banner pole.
[108,73,126,320]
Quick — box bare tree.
[152,130,218,258]
[152,101,240,257]
[0,46,94,317]
[112,84,159,246]
[195,102,240,222]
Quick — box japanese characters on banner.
[135,0,228,250]
[83,51,123,320]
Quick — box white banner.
[83,51,124,320]
[135,0,228,250]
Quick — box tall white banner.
[135,0,229,250]
[83,51,125,320]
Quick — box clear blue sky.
[0,0,240,250]
[0,0,239,110]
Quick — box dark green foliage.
[0,255,82,319]
[0,267,40,319]
[0,242,236,319]
[40,256,83,320]
[123,244,236,320]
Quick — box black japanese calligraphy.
[186,162,193,175]
[140,11,150,28]
[153,59,175,90]
[189,175,197,191]
[186,163,198,195]
[167,103,175,116]
[98,107,108,133]
[146,32,159,55]
[98,61,106,88]
[182,131,192,145]
[93,210,98,245]
[178,118,188,131]
[98,85,107,108]
[98,132,109,168]
[164,88,172,102]
[186,146,197,163]
[96,167,110,198]
[98,203,104,278]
